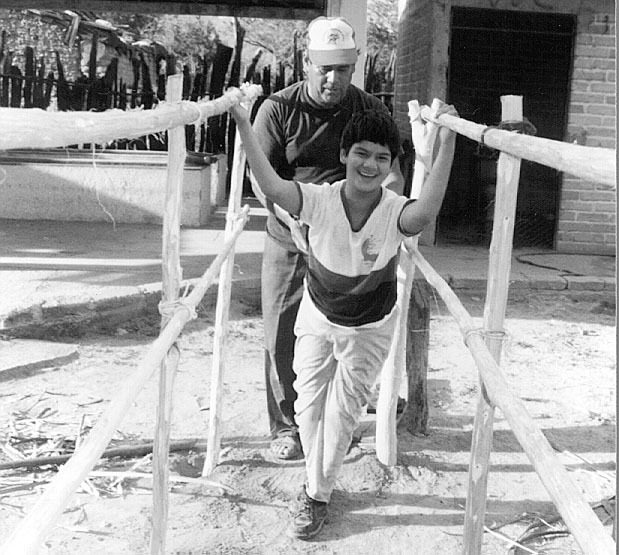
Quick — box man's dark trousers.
[261,234,308,439]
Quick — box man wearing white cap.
[251,16,404,462]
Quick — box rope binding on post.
[158,298,198,321]
[477,118,537,158]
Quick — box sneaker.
[287,487,328,540]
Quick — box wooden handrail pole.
[0,207,249,555]
[0,84,262,151]
[202,101,250,477]
[420,105,615,187]
[462,95,523,555]
[150,73,185,555]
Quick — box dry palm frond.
[510,497,615,555]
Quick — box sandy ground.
[0,290,615,554]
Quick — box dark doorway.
[440,8,575,248]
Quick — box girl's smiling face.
[340,140,393,196]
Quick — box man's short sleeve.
[252,97,287,174]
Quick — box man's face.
[305,62,355,107]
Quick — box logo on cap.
[326,30,344,46]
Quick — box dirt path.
[0,291,615,554]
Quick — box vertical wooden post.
[462,95,523,554]
[403,279,431,434]
[376,99,438,465]
[150,73,184,555]
[202,109,247,477]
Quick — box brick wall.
[394,0,444,244]
[394,0,434,139]
[558,9,616,254]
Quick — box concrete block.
[530,279,567,291]
[507,279,531,290]
[448,277,488,290]
[565,276,607,290]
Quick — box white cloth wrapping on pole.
[0,84,263,151]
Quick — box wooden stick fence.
[0,85,259,555]
[390,96,615,555]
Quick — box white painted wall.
[0,153,218,226]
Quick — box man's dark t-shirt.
[252,81,390,250]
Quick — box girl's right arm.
[230,104,301,216]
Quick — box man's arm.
[248,98,286,208]
[399,107,457,235]
[230,104,301,216]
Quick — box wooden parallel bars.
[1,86,615,554]
[408,246,616,555]
[0,205,250,555]
[401,95,615,555]
[0,87,258,555]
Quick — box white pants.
[293,291,398,502]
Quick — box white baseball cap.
[307,16,358,66]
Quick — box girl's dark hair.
[340,109,401,161]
